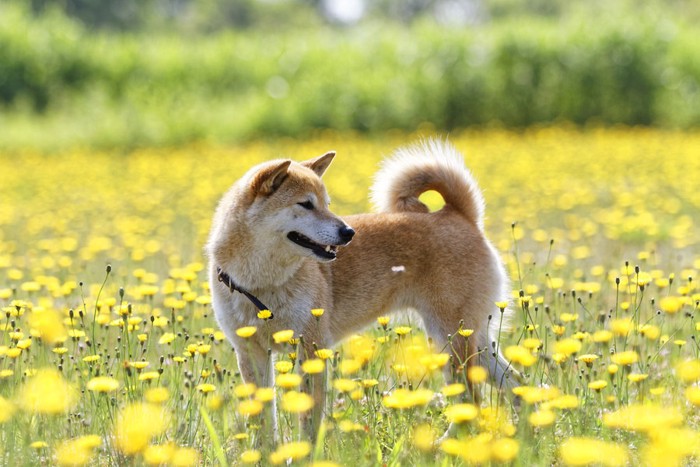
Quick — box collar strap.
[216,267,271,315]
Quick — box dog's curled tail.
[371,139,485,229]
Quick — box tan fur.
[207,140,517,435]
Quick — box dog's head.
[236,151,354,262]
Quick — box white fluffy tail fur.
[371,138,486,230]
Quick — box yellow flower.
[241,450,262,464]
[55,435,102,466]
[528,410,556,427]
[315,348,334,360]
[495,301,509,310]
[301,358,325,374]
[610,318,634,337]
[504,345,537,366]
[610,350,639,366]
[196,383,216,393]
[603,404,683,432]
[627,373,648,383]
[382,389,433,409]
[28,308,67,345]
[86,376,120,393]
[333,379,358,393]
[269,441,311,465]
[660,296,683,314]
[0,396,15,423]
[138,371,160,381]
[234,383,257,398]
[237,399,264,416]
[158,332,176,344]
[339,358,362,375]
[677,360,700,383]
[144,387,170,404]
[128,361,150,370]
[377,316,390,327]
[275,373,302,389]
[684,386,700,406]
[588,380,608,391]
[444,403,479,423]
[143,444,175,465]
[412,423,436,452]
[592,330,613,343]
[171,447,199,466]
[394,326,412,336]
[491,437,520,462]
[281,391,314,413]
[275,360,294,373]
[467,365,488,384]
[255,387,275,402]
[115,403,169,455]
[441,383,466,397]
[559,437,628,466]
[458,328,474,337]
[576,354,599,366]
[18,368,78,415]
[257,309,272,320]
[311,308,324,317]
[554,338,582,356]
[639,324,660,340]
[235,326,257,338]
[272,329,294,344]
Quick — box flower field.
[1,127,700,465]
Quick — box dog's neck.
[212,227,306,291]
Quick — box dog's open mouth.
[287,232,338,260]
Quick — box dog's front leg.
[234,338,278,443]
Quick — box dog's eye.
[297,201,314,210]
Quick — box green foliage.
[0,3,699,149]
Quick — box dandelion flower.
[275,373,302,389]
[589,380,608,391]
[18,368,77,415]
[235,326,257,338]
[0,396,15,423]
[382,388,433,409]
[241,450,262,464]
[158,333,176,344]
[444,403,479,423]
[559,437,628,466]
[281,391,314,413]
[467,365,488,383]
[491,438,520,462]
[504,345,537,366]
[602,404,683,432]
[339,358,362,375]
[333,379,358,393]
[660,296,683,314]
[86,376,120,393]
[272,330,294,344]
[315,348,334,360]
[143,444,175,465]
[611,351,639,366]
[441,383,466,397]
[412,423,435,452]
[554,338,582,356]
[275,360,294,374]
[302,359,325,374]
[237,399,264,416]
[395,326,412,336]
[528,409,556,427]
[115,403,169,455]
[676,360,700,383]
[234,383,257,398]
[269,441,311,465]
[257,309,272,320]
[145,387,170,404]
[170,447,199,466]
[311,308,324,317]
[196,383,216,393]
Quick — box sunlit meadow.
[1,127,700,466]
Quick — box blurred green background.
[1,0,699,150]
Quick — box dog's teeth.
[325,245,331,252]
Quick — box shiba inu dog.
[207,139,516,434]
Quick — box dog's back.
[330,139,516,390]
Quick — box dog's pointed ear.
[301,151,336,178]
[253,160,292,195]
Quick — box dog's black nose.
[339,225,355,243]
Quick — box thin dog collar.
[216,267,272,316]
